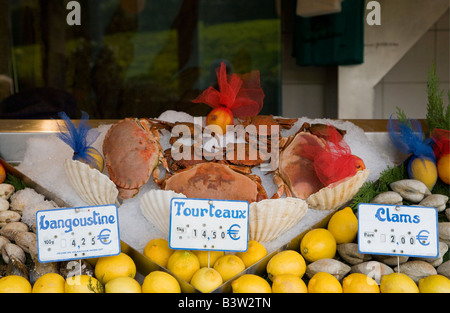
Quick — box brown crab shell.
[163,162,265,203]
[103,118,161,199]
[249,197,308,242]
[306,169,370,211]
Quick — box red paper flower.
[192,62,264,118]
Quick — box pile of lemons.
[143,238,268,293]
[231,206,450,293]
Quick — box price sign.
[36,204,121,263]
[358,203,439,258]
[169,198,249,252]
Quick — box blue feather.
[387,115,435,161]
[56,111,99,154]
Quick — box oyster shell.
[0,210,21,227]
[0,198,9,212]
[371,191,403,205]
[140,189,187,235]
[14,231,37,254]
[0,184,14,200]
[2,243,26,264]
[0,221,29,241]
[64,159,119,206]
[305,258,351,281]
[249,197,308,242]
[306,169,369,211]
[419,194,449,212]
[389,179,431,203]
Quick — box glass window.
[5,0,281,119]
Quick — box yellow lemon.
[342,273,380,293]
[307,272,342,293]
[104,276,142,293]
[380,273,419,293]
[32,273,65,293]
[0,275,32,293]
[236,240,268,268]
[190,267,223,293]
[266,250,306,280]
[65,275,103,293]
[418,274,450,293]
[409,157,438,190]
[300,228,336,262]
[142,271,181,293]
[167,250,200,282]
[94,252,136,284]
[144,238,174,268]
[271,274,308,293]
[193,250,225,268]
[213,254,245,282]
[231,274,272,293]
[438,154,450,185]
[327,207,358,244]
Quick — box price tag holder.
[169,198,249,252]
[36,204,121,263]
[358,203,439,258]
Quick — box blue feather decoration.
[56,111,104,171]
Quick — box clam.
[389,179,431,203]
[394,260,437,283]
[249,197,308,242]
[0,221,29,241]
[438,222,450,247]
[64,159,119,206]
[373,254,409,266]
[371,191,403,205]
[419,194,448,212]
[307,169,369,211]
[305,258,351,281]
[140,189,187,236]
[2,242,26,264]
[437,260,450,279]
[350,261,393,284]
[336,243,372,265]
[413,242,448,267]
[0,183,14,200]
[0,210,22,227]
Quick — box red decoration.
[192,62,264,118]
[432,128,450,159]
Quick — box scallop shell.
[306,169,370,211]
[248,197,308,242]
[64,159,119,206]
[140,189,187,235]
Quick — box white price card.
[36,204,121,263]
[358,203,439,258]
[169,198,249,252]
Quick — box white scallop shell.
[140,189,186,235]
[64,159,119,206]
[306,169,369,211]
[249,197,308,242]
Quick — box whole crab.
[161,162,267,203]
[103,118,170,199]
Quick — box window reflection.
[6,0,280,119]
